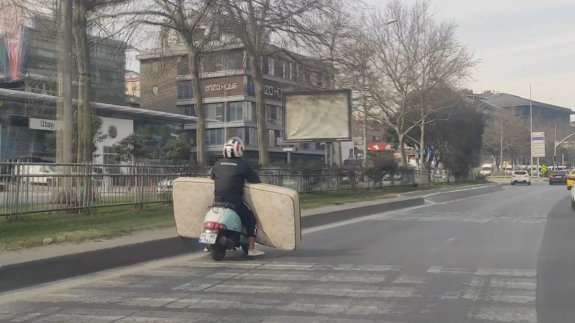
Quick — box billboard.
[531,131,545,158]
[283,90,352,142]
[0,1,27,80]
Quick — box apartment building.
[138,43,333,164]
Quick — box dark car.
[549,170,568,185]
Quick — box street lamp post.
[529,85,536,177]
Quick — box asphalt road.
[1,183,573,322]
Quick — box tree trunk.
[188,49,206,166]
[362,111,368,167]
[56,0,73,165]
[249,55,269,166]
[54,0,76,206]
[398,132,407,168]
[73,0,92,163]
[419,116,425,169]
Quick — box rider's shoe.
[248,249,265,257]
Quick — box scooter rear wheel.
[210,243,226,261]
[210,233,227,261]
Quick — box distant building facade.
[472,91,574,166]
[138,43,333,164]
[0,11,196,162]
[125,71,141,107]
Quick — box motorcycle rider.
[210,137,265,256]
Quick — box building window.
[260,56,268,75]
[310,72,318,86]
[177,80,192,99]
[176,58,189,76]
[300,142,309,150]
[200,52,227,73]
[207,128,225,146]
[316,73,323,88]
[268,57,275,76]
[289,62,295,80]
[266,105,281,125]
[180,105,195,116]
[267,130,281,147]
[249,127,258,145]
[204,103,224,121]
[103,146,119,164]
[227,127,245,142]
[225,50,243,70]
[243,102,256,122]
[281,61,287,78]
[227,102,243,121]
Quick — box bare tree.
[111,0,221,167]
[366,0,475,167]
[482,109,529,171]
[72,0,128,163]
[221,0,325,166]
[340,30,380,166]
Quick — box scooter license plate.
[199,231,217,244]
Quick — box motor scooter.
[199,203,249,261]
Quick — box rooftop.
[472,92,574,114]
[0,88,204,123]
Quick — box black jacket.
[210,158,261,204]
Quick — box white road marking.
[0,251,208,305]
[470,305,536,323]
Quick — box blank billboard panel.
[283,90,351,142]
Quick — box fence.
[0,162,450,218]
[0,162,192,218]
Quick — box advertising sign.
[29,118,59,131]
[531,131,545,158]
[283,90,352,142]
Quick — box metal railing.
[0,162,193,218]
[0,162,452,218]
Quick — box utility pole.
[554,122,557,168]
[530,85,536,177]
[56,0,73,165]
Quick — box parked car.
[566,170,575,190]
[548,170,568,185]
[510,170,531,186]
[156,178,174,193]
[16,164,57,185]
[479,164,493,176]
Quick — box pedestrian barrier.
[0,162,446,218]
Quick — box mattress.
[172,177,301,250]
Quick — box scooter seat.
[211,202,236,210]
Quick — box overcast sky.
[367,0,575,109]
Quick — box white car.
[156,178,174,193]
[510,170,531,185]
